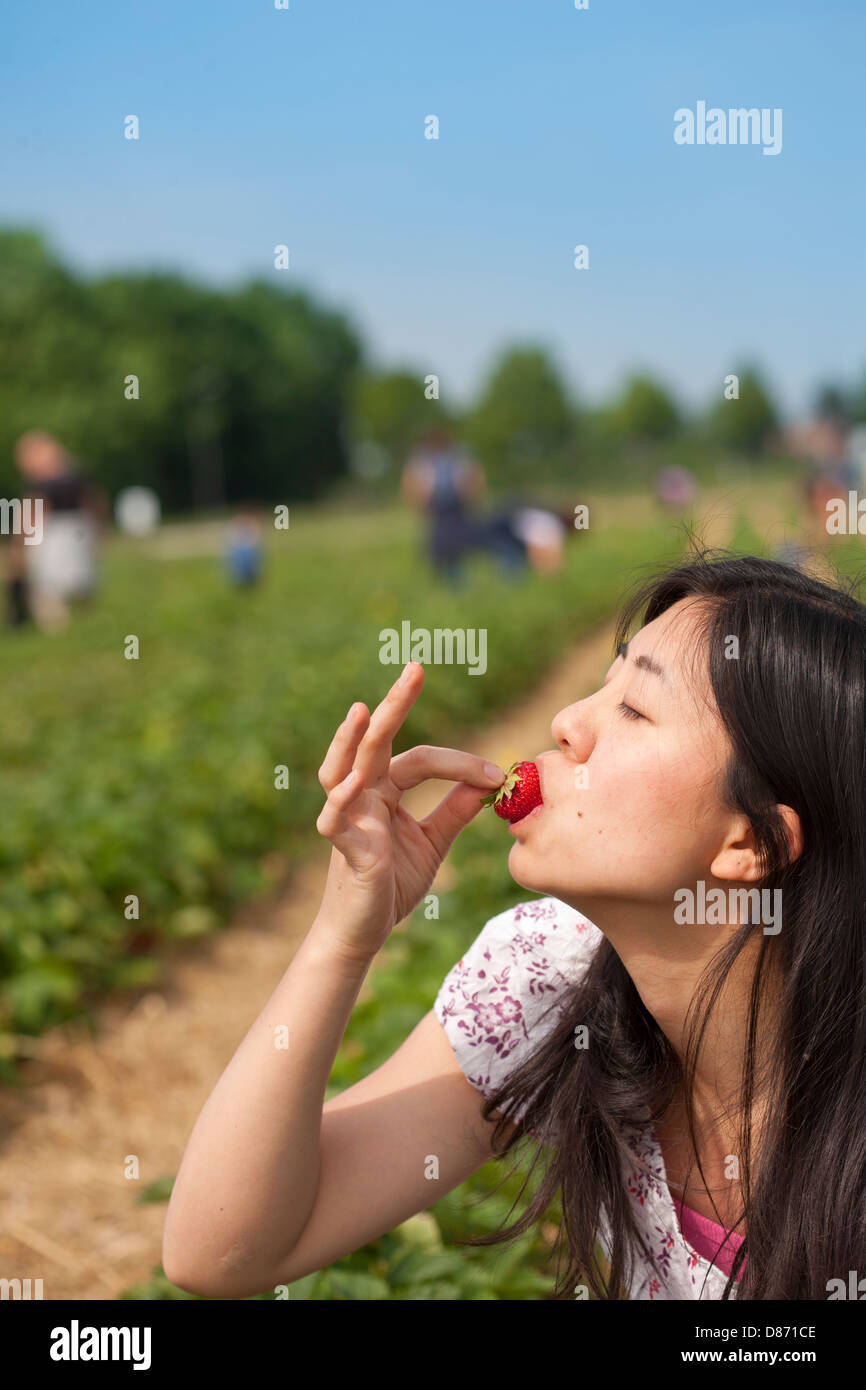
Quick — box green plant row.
[0,502,679,1070]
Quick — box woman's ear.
[710,820,764,884]
[710,805,803,883]
[776,804,804,864]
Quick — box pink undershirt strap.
[674,1197,746,1280]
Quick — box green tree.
[0,229,106,492]
[215,280,362,505]
[814,383,851,425]
[465,346,575,488]
[851,371,866,426]
[0,230,363,510]
[608,374,680,443]
[706,366,778,455]
[348,370,451,476]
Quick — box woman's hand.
[312,661,505,961]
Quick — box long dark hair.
[464,546,866,1299]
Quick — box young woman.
[163,549,866,1300]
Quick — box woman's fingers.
[391,746,505,859]
[351,661,425,784]
[418,781,493,860]
[318,703,370,793]
[389,745,505,793]
[315,766,366,840]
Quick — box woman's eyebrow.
[616,640,669,686]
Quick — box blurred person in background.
[224,505,264,587]
[654,465,698,512]
[400,427,485,586]
[505,503,571,574]
[9,430,109,630]
[800,418,859,549]
[3,529,30,627]
[468,498,572,577]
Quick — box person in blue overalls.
[400,428,486,585]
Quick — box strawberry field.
[3,484,856,1300]
[0,499,682,1071]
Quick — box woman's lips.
[507,802,544,833]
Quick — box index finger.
[389,746,505,792]
[352,660,425,784]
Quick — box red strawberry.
[481,760,542,823]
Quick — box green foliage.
[851,373,866,426]
[813,383,852,426]
[705,365,779,455]
[607,373,681,443]
[137,1176,176,1204]
[0,230,362,508]
[466,346,575,488]
[0,227,800,516]
[0,502,678,1075]
[349,370,454,481]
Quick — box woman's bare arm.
[163,665,511,1299]
[162,922,511,1300]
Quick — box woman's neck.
[580,898,779,1106]
[579,902,779,1210]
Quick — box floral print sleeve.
[433,895,743,1300]
[433,896,603,1124]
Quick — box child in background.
[224,507,264,587]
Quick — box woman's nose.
[551,700,594,761]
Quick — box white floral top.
[433,895,738,1300]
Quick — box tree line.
[2,229,863,510]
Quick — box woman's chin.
[506,843,549,893]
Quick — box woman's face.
[508,597,738,918]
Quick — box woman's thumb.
[417,781,488,859]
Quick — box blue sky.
[2,0,864,420]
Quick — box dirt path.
[0,488,788,1300]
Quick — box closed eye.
[617,702,645,722]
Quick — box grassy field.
[0,498,683,1070]
[6,483,861,1298]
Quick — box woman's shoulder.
[432,897,604,1104]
